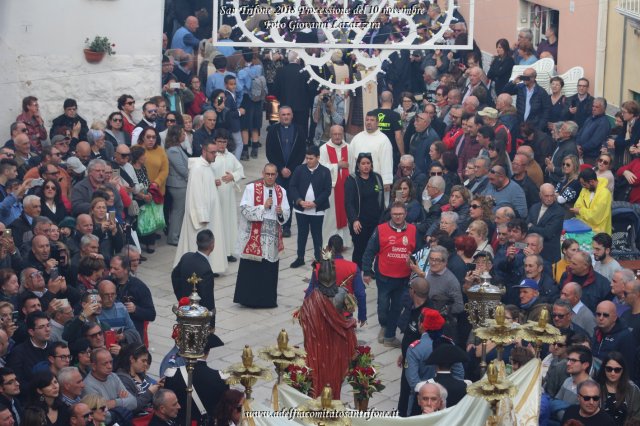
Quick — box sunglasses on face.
[487,145,496,150]
[595,312,611,318]
[112,118,123,122]
[470,204,481,209]
[166,119,176,123]
[579,394,600,402]
[562,163,572,167]
[605,366,623,373]
[430,172,443,176]
[552,342,566,347]
[126,101,135,105]
[598,159,609,165]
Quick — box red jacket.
[617,158,640,203]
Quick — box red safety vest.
[377,223,416,278]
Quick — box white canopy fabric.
[244,358,542,426]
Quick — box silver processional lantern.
[172,273,212,425]
[464,271,505,375]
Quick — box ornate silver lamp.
[464,271,505,374]
[172,273,212,426]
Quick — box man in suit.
[502,68,551,131]
[418,175,446,239]
[273,51,313,142]
[171,229,217,328]
[8,195,40,249]
[265,106,307,237]
[527,183,564,263]
[163,335,228,426]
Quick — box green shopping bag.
[137,202,166,236]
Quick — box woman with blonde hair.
[595,152,615,193]
[81,394,108,426]
[555,154,582,216]
[467,219,493,256]
[90,196,123,259]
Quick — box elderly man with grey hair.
[527,183,564,263]
[423,66,439,102]
[71,158,123,217]
[469,156,491,194]
[397,154,428,196]
[7,194,41,249]
[416,382,447,415]
[425,245,464,329]
[575,97,611,165]
[560,281,597,336]
[611,269,635,317]
[419,175,447,238]
[58,366,85,406]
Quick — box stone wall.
[0,0,163,134]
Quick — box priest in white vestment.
[211,131,245,262]
[233,163,290,308]
[319,125,351,247]
[349,112,394,202]
[173,141,228,274]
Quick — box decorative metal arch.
[212,0,475,91]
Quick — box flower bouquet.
[283,364,313,396]
[346,345,385,408]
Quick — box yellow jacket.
[576,177,612,234]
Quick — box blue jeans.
[295,213,323,260]
[231,131,243,159]
[376,276,409,339]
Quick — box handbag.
[137,202,166,236]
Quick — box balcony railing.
[617,0,640,21]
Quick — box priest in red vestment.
[319,125,352,248]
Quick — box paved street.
[139,143,402,412]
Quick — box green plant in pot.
[84,36,116,63]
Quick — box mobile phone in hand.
[105,330,117,348]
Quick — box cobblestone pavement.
[140,142,401,412]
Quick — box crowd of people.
[0,0,639,425]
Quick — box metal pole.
[185,360,195,426]
[479,341,488,377]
